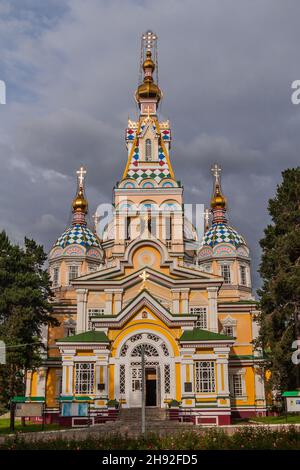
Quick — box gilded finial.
[210,163,227,223]
[210,163,226,210]
[72,166,88,224]
[135,31,161,108]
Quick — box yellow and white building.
[26,31,266,425]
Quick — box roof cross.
[139,270,150,291]
[76,166,86,189]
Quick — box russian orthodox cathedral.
[26,32,266,426]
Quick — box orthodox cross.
[139,270,150,291]
[77,166,86,189]
[211,163,221,181]
[142,31,157,51]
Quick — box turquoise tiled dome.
[55,224,101,249]
[202,223,246,248]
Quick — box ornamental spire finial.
[210,163,227,224]
[72,166,88,225]
[135,30,161,115]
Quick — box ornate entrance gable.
[89,290,195,329]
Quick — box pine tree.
[0,231,58,409]
[258,167,300,393]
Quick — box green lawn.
[251,414,300,424]
[0,418,62,434]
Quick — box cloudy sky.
[0,0,299,290]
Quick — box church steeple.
[72,166,88,225]
[210,163,227,224]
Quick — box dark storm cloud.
[0,0,300,289]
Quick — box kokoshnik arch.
[26,31,266,426]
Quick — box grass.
[0,418,61,435]
[251,414,300,424]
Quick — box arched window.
[145,139,152,161]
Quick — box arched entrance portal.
[116,332,173,408]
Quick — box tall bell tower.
[102,31,193,261]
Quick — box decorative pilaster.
[171,289,180,314]
[105,290,114,315]
[62,359,74,396]
[36,367,47,397]
[181,289,190,314]
[76,288,88,333]
[207,286,218,332]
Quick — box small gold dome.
[72,188,88,213]
[211,186,226,209]
[143,50,155,72]
[135,50,161,104]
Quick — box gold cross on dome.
[139,270,150,291]
[211,163,221,179]
[144,105,152,118]
[77,166,86,188]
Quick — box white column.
[207,287,218,332]
[36,367,47,396]
[181,289,190,314]
[76,288,88,333]
[254,365,266,401]
[215,347,230,396]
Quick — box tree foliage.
[258,167,300,392]
[0,231,58,408]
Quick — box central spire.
[135,31,161,116]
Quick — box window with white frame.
[75,363,95,394]
[88,308,105,330]
[231,373,244,397]
[195,361,216,393]
[240,265,247,286]
[68,265,79,284]
[52,266,59,287]
[66,325,76,336]
[221,264,231,284]
[190,307,208,329]
[223,325,234,337]
[164,364,171,394]
[120,364,125,394]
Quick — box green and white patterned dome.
[55,224,101,249]
[202,222,246,248]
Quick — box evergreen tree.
[258,167,300,393]
[0,231,58,409]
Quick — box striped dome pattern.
[202,223,246,248]
[55,224,101,249]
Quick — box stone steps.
[117,407,168,423]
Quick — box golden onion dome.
[135,50,162,104]
[72,188,88,213]
[135,81,162,103]
[143,50,155,72]
[211,186,226,209]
